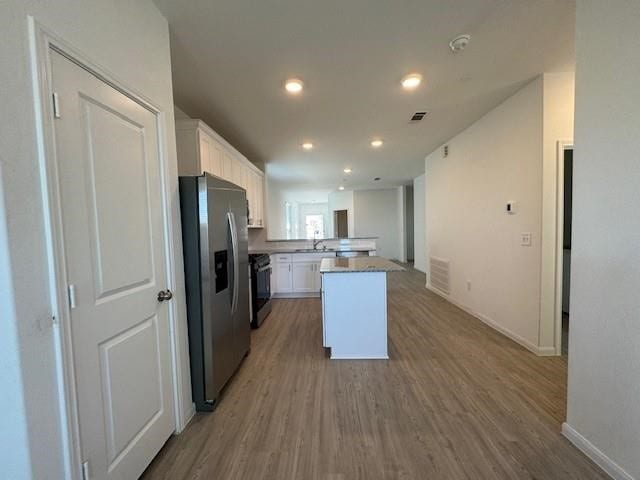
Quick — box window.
[305,214,324,239]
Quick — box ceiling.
[154,0,575,191]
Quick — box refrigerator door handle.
[228,211,240,314]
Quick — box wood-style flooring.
[142,265,606,479]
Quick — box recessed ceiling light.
[301,142,313,150]
[401,73,422,90]
[285,78,304,94]
[371,139,383,148]
[338,186,345,191]
[343,168,352,173]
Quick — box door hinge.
[52,92,61,118]
[81,461,90,480]
[68,284,77,309]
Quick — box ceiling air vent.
[443,145,449,158]
[410,111,428,122]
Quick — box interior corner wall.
[174,105,192,120]
[425,77,544,351]
[565,1,640,478]
[0,1,188,478]
[353,189,401,259]
[413,174,426,273]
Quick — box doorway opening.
[561,148,573,354]
[557,144,573,355]
[333,209,348,238]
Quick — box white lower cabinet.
[272,252,335,296]
[275,262,293,293]
[292,262,316,292]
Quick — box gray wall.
[565,1,640,478]
[353,189,401,260]
[405,186,414,261]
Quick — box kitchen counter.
[319,256,404,273]
[249,247,374,255]
[320,255,399,360]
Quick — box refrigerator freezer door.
[200,176,237,402]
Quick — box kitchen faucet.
[313,230,325,250]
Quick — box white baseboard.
[562,423,634,480]
[425,284,554,356]
[272,292,320,299]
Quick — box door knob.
[157,289,173,302]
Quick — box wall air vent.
[443,145,449,158]
[410,111,428,122]
[429,256,450,294]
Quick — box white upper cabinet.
[175,119,265,228]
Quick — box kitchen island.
[320,256,404,359]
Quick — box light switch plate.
[521,232,532,246]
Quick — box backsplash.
[248,228,376,252]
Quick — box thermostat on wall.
[506,201,517,214]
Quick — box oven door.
[255,264,271,311]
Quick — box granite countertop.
[319,256,405,273]
[249,247,375,255]
[265,236,377,242]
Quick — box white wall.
[327,190,355,238]
[353,189,401,259]
[426,76,556,353]
[0,163,32,479]
[413,174,426,273]
[564,2,640,478]
[0,2,190,478]
[540,72,575,349]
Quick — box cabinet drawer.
[274,254,292,263]
[292,252,336,262]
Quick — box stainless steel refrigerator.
[179,173,250,411]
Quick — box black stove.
[249,253,272,328]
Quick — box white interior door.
[51,50,174,479]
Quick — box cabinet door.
[275,263,292,293]
[255,172,264,226]
[222,152,234,182]
[198,131,212,174]
[246,170,256,226]
[270,255,277,292]
[209,143,223,177]
[313,262,322,291]
[232,159,245,189]
[292,262,316,292]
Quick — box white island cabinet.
[320,257,404,359]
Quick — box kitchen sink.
[294,248,336,252]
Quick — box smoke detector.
[449,34,471,53]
